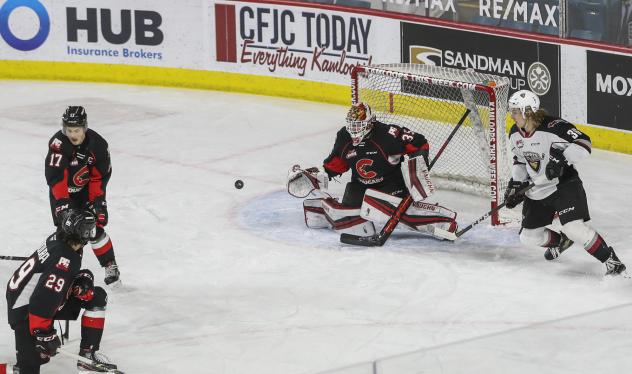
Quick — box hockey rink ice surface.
[1,81,631,374]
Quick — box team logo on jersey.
[72,165,90,187]
[516,139,524,149]
[346,150,357,159]
[523,151,543,172]
[356,159,377,179]
[56,257,71,271]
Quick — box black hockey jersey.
[45,129,111,211]
[508,115,592,200]
[6,233,82,331]
[323,121,429,186]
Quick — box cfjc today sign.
[214,3,378,78]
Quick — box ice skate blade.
[106,279,122,288]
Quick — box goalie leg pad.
[360,189,458,240]
[360,188,403,227]
[403,201,458,239]
[303,199,332,229]
[321,198,376,236]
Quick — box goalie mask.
[508,90,540,119]
[345,102,375,146]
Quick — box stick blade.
[432,227,458,241]
[340,233,385,247]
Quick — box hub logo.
[0,0,50,51]
[66,8,163,46]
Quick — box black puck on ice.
[234,179,244,189]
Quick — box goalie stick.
[439,183,535,241]
[0,255,28,261]
[340,109,471,247]
[58,348,125,374]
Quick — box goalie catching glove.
[287,165,329,198]
[504,179,530,209]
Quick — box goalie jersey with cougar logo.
[323,121,429,186]
[508,115,591,201]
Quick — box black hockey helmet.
[60,209,96,245]
[62,106,88,133]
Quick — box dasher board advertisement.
[587,50,632,131]
[401,22,561,115]
[212,1,400,83]
[0,0,204,67]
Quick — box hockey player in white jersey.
[504,90,626,276]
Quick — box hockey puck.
[234,180,244,189]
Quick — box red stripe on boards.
[215,4,237,62]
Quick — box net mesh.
[353,63,513,224]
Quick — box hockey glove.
[54,199,72,224]
[545,147,568,180]
[33,329,61,358]
[72,269,95,301]
[89,197,108,226]
[504,179,530,209]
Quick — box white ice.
[0,81,631,374]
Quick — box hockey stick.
[439,182,535,241]
[58,348,125,374]
[340,109,471,247]
[0,255,28,261]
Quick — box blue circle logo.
[0,0,50,51]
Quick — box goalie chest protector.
[324,122,427,186]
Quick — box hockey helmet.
[62,106,88,134]
[345,102,375,145]
[61,209,96,244]
[508,90,540,119]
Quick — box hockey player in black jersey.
[45,106,120,286]
[287,102,458,239]
[4,210,118,373]
[504,90,627,276]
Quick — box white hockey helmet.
[346,102,375,145]
[508,90,540,119]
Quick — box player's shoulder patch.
[49,137,63,152]
[373,121,401,139]
[56,256,71,272]
[545,118,569,128]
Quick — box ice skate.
[77,348,118,372]
[544,233,573,260]
[604,250,627,276]
[104,261,121,287]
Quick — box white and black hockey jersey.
[508,115,591,201]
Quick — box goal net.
[351,63,513,225]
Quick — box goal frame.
[351,64,506,226]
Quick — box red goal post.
[351,64,513,225]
